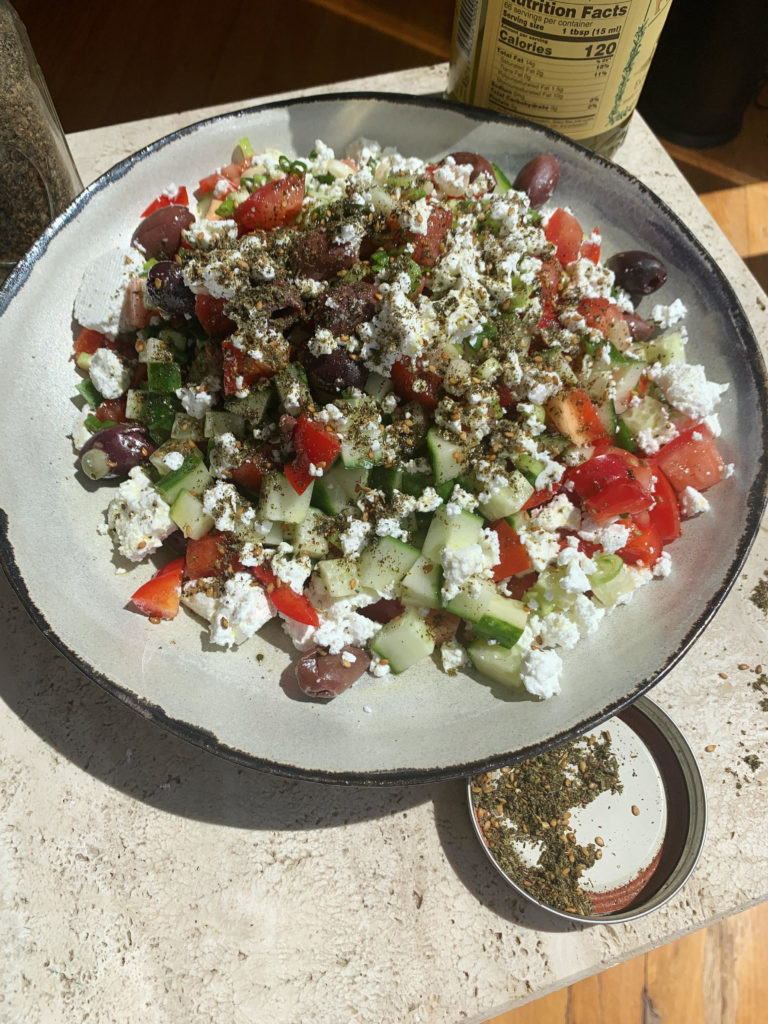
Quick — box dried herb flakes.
[471,731,621,916]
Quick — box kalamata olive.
[314,282,380,336]
[513,154,561,207]
[289,227,359,281]
[605,251,668,304]
[623,310,655,341]
[78,424,156,481]
[446,151,495,185]
[131,204,195,260]
[262,280,304,329]
[361,597,404,623]
[295,645,371,699]
[145,260,195,316]
[309,347,367,396]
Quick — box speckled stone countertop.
[3,66,768,1024]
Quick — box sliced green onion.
[614,417,638,453]
[84,415,117,434]
[235,136,254,160]
[279,155,308,175]
[241,173,268,191]
[590,553,624,586]
[313,172,335,185]
[214,195,237,217]
[77,379,103,408]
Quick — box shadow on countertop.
[2,569,580,932]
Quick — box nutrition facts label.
[449,0,673,141]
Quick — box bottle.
[447,0,675,158]
[639,0,768,147]
[0,1,82,282]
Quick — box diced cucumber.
[596,399,618,436]
[317,557,359,598]
[477,470,533,520]
[513,453,545,487]
[147,361,182,393]
[491,162,512,193]
[642,329,685,366]
[399,554,443,610]
[370,607,436,674]
[468,638,525,689]
[258,471,313,524]
[224,382,273,425]
[311,462,368,515]
[288,506,331,558]
[357,537,420,595]
[126,390,182,443]
[275,362,312,415]
[620,395,669,438]
[169,489,215,540]
[204,410,246,438]
[612,364,645,413]
[171,413,205,443]
[370,465,434,497]
[523,566,578,614]
[427,427,470,484]
[539,347,577,386]
[149,440,204,476]
[364,371,394,402]
[472,593,528,648]
[444,579,496,623]
[590,564,638,607]
[137,335,175,364]
[421,504,484,562]
[476,355,502,382]
[155,454,211,505]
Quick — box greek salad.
[69,137,731,700]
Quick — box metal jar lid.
[467,695,707,925]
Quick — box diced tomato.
[490,519,532,581]
[390,357,442,411]
[221,339,277,395]
[284,414,342,495]
[220,160,247,183]
[545,208,583,265]
[130,557,185,620]
[195,292,235,338]
[252,565,319,626]
[73,327,110,357]
[616,514,663,568]
[284,459,314,495]
[652,424,725,494]
[545,387,608,446]
[196,172,238,199]
[141,186,189,217]
[566,449,654,523]
[228,447,278,494]
[233,174,305,233]
[648,464,681,542]
[408,206,453,267]
[96,396,127,423]
[577,297,625,338]
[580,227,601,264]
[185,531,234,581]
[294,414,341,468]
[521,485,559,511]
[539,257,563,305]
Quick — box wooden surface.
[490,901,768,1023]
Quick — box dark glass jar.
[0,1,82,281]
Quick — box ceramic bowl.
[0,94,766,784]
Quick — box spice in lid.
[469,696,706,922]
